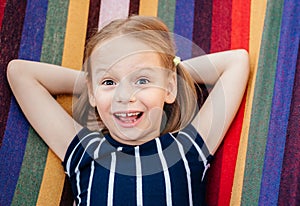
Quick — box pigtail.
[161,63,202,134]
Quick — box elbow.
[7,59,25,86]
[235,49,250,81]
[7,60,19,83]
[7,59,21,75]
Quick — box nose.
[114,81,137,103]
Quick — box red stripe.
[217,0,250,205]
[210,0,232,52]
[59,177,74,206]
[0,0,27,146]
[129,0,140,16]
[219,97,247,205]
[206,144,223,205]
[206,0,232,205]
[0,0,6,30]
[85,0,100,40]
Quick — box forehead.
[93,52,165,78]
[89,35,160,70]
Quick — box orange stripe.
[231,0,250,50]
[230,0,267,205]
[37,0,90,205]
[139,0,158,16]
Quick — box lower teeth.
[119,117,137,123]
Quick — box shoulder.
[62,128,104,174]
[170,124,213,161]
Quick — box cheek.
[138,88,166,108]
[94,90,113,117]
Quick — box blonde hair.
[73,15,201,134]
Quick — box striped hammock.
[0,0,299,205]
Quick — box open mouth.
[113,112,143,123]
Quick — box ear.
[165,72,177,104]
[87,80,96,107]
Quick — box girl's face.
[88,37,176,145]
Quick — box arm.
[7,60,85,160]
[182,49,249,154]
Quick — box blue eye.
[136,78,149,85]
[102,80,116,85]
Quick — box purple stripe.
[0,0,47,205]
[192,0,212,54]
[18,0,48,61]
[173,0,195,60]
[259,0,300,205]
[278,39,300,206]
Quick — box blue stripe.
[173,0,195,60]
[0,98,30,205]
[19,0,48,61]
[259,0,300,205]
[0,0,48,205]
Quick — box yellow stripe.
[230,0,267,205]
[139,0,159,16]
[36,151,66,205]
[36,0,90,205]
[61,0,90,70]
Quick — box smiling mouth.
[113,112,143,123]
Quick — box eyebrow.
[93,67,109,76]
[93,66,162,76]
[135,67,160,73]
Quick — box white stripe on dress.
[170,134,193,206]
[135,146,143,206]
[75,171,82,205]
[180,131,209,181]
[65,132,99,176]
[107,152,116,206]
[155,138,172,206]
[74,138,102,174]
[87,160,95,206]
[94,138,106,159]
[75,137,101,204]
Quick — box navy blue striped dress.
[62,124,213,206]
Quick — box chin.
[117,132,145,144]
[113,129,155,145]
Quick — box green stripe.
[40,0,69,65]
[241,0,284,205]
[11,128,48,206]
[157,0,176,32]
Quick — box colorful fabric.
[0,0,299,205]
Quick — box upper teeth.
[115,112,140,117]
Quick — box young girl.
[7,16,249,206]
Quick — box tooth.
[115,112,140,118]
[128,113,135,117]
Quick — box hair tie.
[173,56,181,67]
